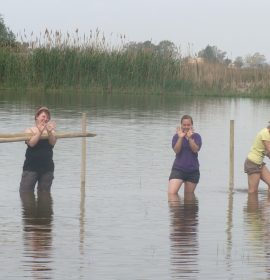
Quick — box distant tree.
[140,40,156,51]
[234,56,244,68]
[124,40,156,53]
[223,58,232,66]
[0,15,16,46]
[156,40,178,58]
[124,40,179,59]
[245,52,267,68]
[198,45,227,63]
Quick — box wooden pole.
[81,113,87,187]
[229,120,234,189]
[226,187,234,265]
[80,113,87,254]
[0,131,96,143]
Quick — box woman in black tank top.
[19,107,57,193]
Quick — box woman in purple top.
[168,115,202,194]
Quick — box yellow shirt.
[248,128,270,164]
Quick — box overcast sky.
[2,0,270,61]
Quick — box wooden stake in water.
[81,113,87,187]
[229,120,234,188]
[80,113,87,254]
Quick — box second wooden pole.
[81,113,87,186]
[229,120,234,189]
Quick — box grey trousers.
[20,170,54,192]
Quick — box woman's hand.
[36,120,47,133]
[177,127,186,138]
[186,128,194,139]
[46,121,56,133]
[46,121,57,146]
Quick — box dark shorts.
[169,168,200,184]
[244,158,265,175]
[20,170,54,192]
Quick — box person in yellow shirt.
[244,124,270,193]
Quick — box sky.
[1,0,270,61]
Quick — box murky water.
[1,92,270,279]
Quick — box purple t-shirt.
[171,133,202,172]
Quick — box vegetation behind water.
[0,44,183,94]
[1,16,270,97]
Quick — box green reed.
[1,30,270,96]
[0,45,183,94]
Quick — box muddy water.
[1,93,270,279]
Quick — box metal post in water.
[81,113,87,187]
[229,120,234,189]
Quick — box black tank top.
[23,139,54,172]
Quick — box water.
[1,92,270,279]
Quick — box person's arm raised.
[187,129,200,153]
[26,126,43,147]
[46,121,57,146]
[173,127,186,154]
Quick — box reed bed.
[1,30,270,96]
[0,45,180,94]
[180,60,270,96]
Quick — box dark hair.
[181,115,193,124]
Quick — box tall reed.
[1,29,270,96]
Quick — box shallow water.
[1,92,270,279]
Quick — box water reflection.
[225,189,234,269]
[80,182,85,256]
[20,192,53,279]
[168,193,199,279]
[244,193,270,277]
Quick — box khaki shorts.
[244,158,265,175]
